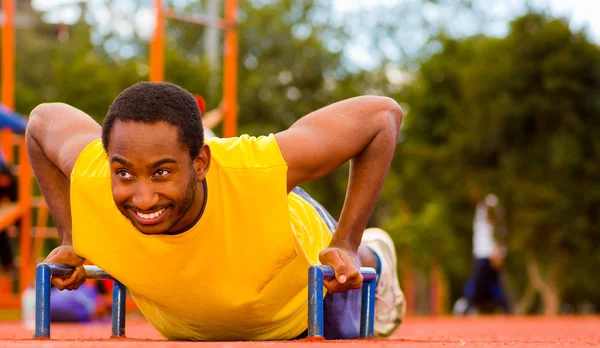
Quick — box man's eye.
[116,170,133,179]
[154,169,170,177]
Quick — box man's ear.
[194,144,211,181]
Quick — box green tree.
[397,13,600,313]
[10,3,143,122]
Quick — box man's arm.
[274,96,402,292]
[26,103,101,290]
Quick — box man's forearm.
[332,111,400,250]
[26,129,74,245]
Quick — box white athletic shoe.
[362,228,406,338]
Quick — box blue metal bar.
[47,264,114,280]
[112,280,127,337]
[34,263,124,339]
[34,264,51,338]
[307,265,377,339]
[308,266,325,337]
[360,276,377,338]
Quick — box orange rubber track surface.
[0,316,598,347]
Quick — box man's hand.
[43,245,87,291]
[319,246,363,294]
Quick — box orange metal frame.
[0,0,239,301]
[150,0,238,137]
[1,0,14,159]
[1,0,35,296]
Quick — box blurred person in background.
[194,95,223,139]
[453,188,512,315]
[0,104,27,277]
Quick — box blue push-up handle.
[34,264,126,339]
[308,265,377,338]
[35,263,376,339]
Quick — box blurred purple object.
[50,284,98,323]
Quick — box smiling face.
[108,120,209,235]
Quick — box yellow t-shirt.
[70,135,332,341]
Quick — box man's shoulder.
[207,134,287,169]
[70,138,109,180]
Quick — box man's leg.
[466,258,502,314]
[491,270,513,314]
[321,267,363,339]
[462,258,488,314]
[50,282,99,322]
[458,278,476,315]
[461,260,480,315]
[357,244,380,270]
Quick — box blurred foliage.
[394,13,600,311]
[1,1,599,313]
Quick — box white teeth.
[135,208,166,220]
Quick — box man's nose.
[132,183,159,211]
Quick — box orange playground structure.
[150,0,239,137]
[0,0,239,309]
[0,0,38,308]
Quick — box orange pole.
[150,0,165,82]
[1,131,12,162]
[2,0,14,109]
[222,0,238,137]
[17,137,32,291]
[401,254,416,315]
[1,0,15,161]
[429,261,442,315]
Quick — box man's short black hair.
[102,81,204,159]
